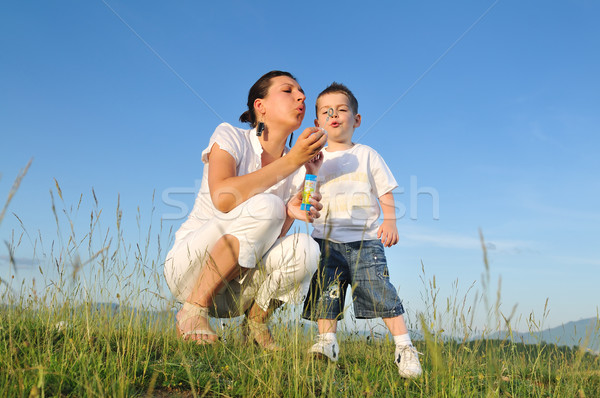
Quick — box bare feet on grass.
[176,303,218,344]
[246,301,282,351]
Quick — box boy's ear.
[314,118,320,127]
[353,113,362,128]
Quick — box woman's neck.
[258,127,289,166]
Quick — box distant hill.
[488,318,600,354]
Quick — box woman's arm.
[208,127,326,213]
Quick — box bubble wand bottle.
[300,108,333,211]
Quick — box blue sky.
[1,1,599,331]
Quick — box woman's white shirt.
[175,123,302,241]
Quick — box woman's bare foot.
[246,302,282,351]
[247,318,281,351]
[176,302,218,344]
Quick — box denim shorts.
[302,239,405,320]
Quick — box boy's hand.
[287,190,322,223]
[304,151,323,175]
[377,219,399,247]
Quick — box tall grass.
[1,168,599,397]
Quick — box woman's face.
[259,75,306,132]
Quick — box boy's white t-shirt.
[310,143,398,243]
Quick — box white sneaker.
[395,344,422,378]
[308,335,339,362]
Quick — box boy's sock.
[319,332,337,342]
[393,333,412,346]
[309,332,339,361]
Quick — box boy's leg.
[383,309,422,378]
[382,315,408,335]
[350,240,422,378]
[317,319,337,334]
[310,318,340,361]
[314,307,339,361]
[303,239,349,362]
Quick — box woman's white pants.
[164,193,319,317]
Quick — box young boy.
[302,83,422,378]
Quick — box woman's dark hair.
[239,70,297,128]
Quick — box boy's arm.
[377,191,399,247]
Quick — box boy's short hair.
[315,82,359,116]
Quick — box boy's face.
[314,92,361,145]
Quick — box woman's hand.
[287,190,322,223]
[304,151,324,175]
[288,127,327,167]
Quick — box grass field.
[2,164,599,397]
[1,302,599,397]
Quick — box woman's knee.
[246,193,286,228]
[213,234,240,260]
[294,234,320,276]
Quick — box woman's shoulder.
[212,122,254,145]
[202,123,253,164]
[214,122,251,136]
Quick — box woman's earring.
[257,122,265,137]
[288,132,294,146]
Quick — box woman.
[164,71,327,349]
